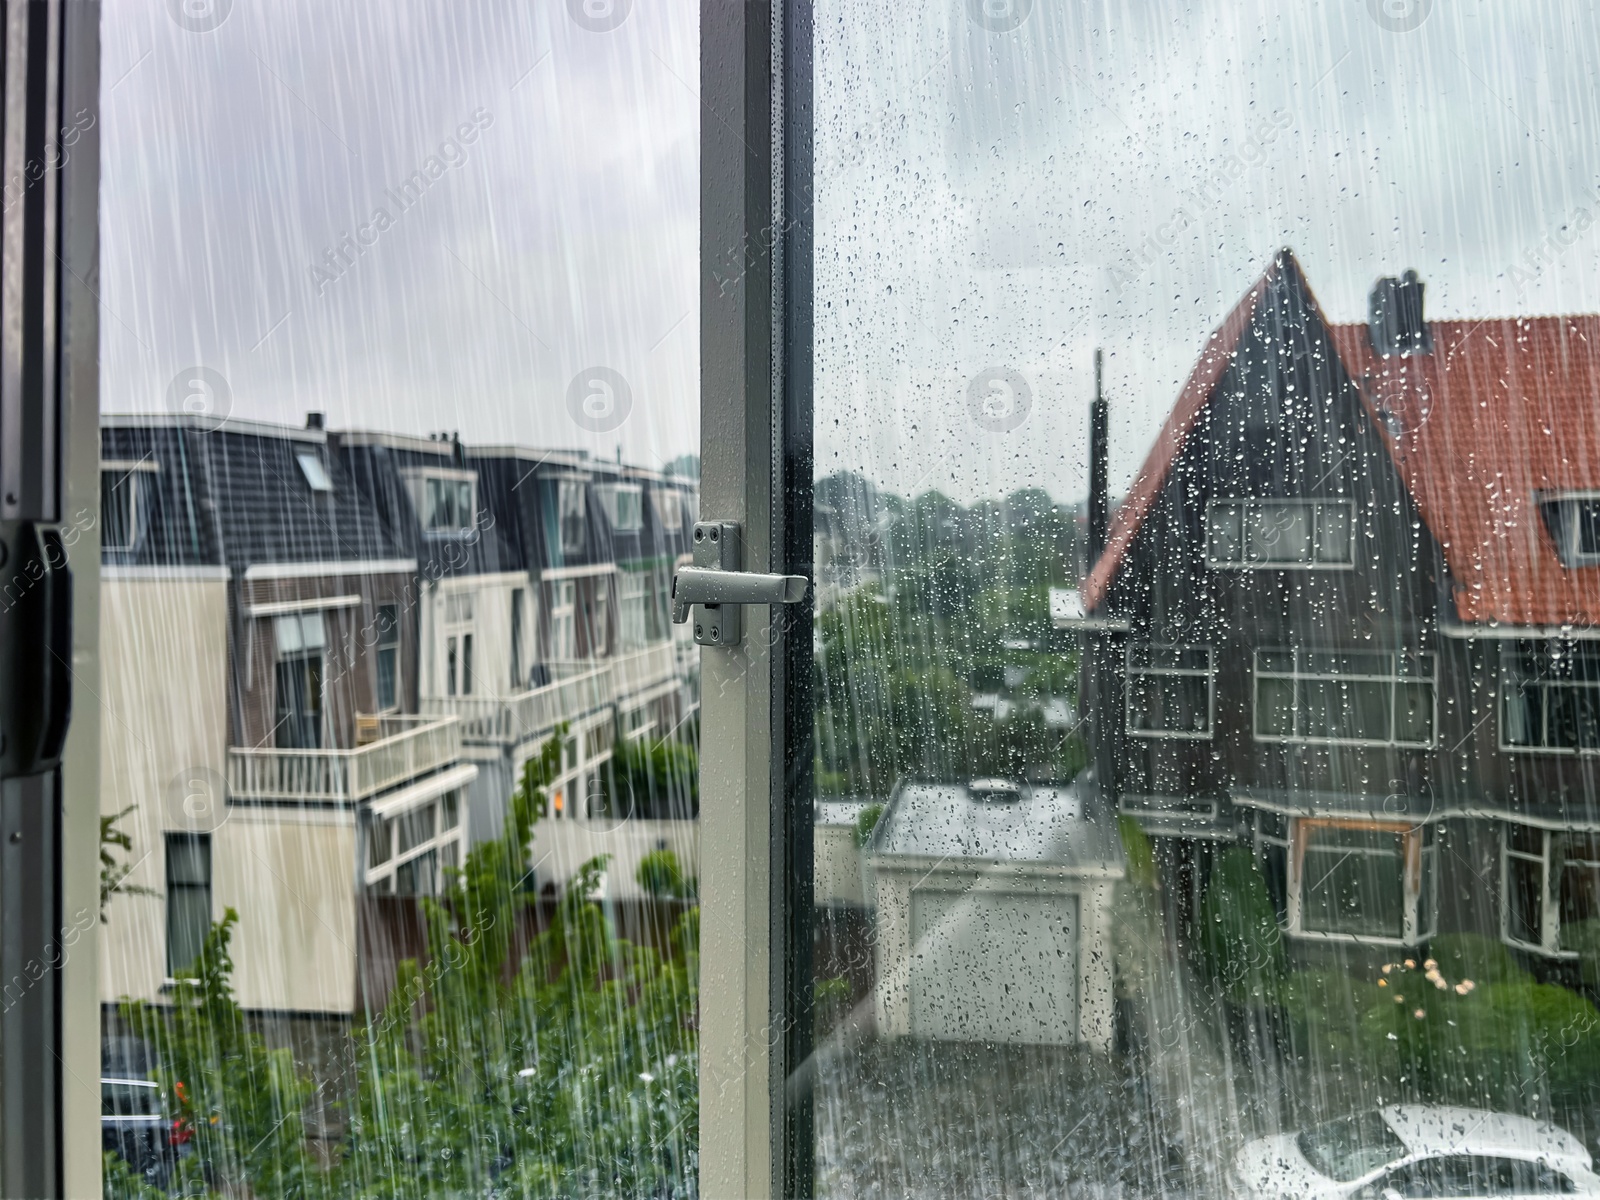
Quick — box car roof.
[1382,1106,1592,1171]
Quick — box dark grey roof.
[869,779,1124,868]
[100,416,409,572]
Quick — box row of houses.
[1067,250,1600,967]
[97,413,699,1018]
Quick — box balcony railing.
[423,666,614,745]
[228,714,463,803]
[422,642,685,748]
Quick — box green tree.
[1197,847,1286,1002]
[335,731,699,1197]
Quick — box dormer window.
[596,483,643,532]
[296,450,333,492]
[1540,493,1600,567]
[100,460,158,552]
[406,469,477,534]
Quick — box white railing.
[610,642,679,701]
[228,715,463,803]
[422,665,615,745]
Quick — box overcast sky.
[102,0,699,470]
[103,1,1599,502]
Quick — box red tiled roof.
[1329,316,1600,628]
[1083,253,1600,628]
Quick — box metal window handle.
[673,521,809,644]
[670,567,808,623]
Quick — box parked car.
[1229,1106,1600,1198]
[102,1076,174,1188]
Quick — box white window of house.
[590,576,611,657]
[364,790,467,896]
[558,480,587,554]
[443,592,474,697]
[422,473,476,533]
[549,580,576,662]
[1501,640,1600,754]
[100,466,149,552]
[1290,820,1436,944]
[510,587,526,689]
[652,487,685,532]
[273,612,327,750]
[1502,825,1600,955]
[597,483,643,532]
[165,833,212,977]
[296,450,334,492]
[619,570,650,650]
[1206,498,1355,568]
[1125,644,1214,739]
[1541,493,1600,566]
[374,603,399,711]
[1254,649,1435,747]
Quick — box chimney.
[1368,269,1432,356]
[1087,348,1109,570]
[451,431,467,468]
[306,411,325,430]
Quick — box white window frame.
[1205,497,1356,569]
[1123,644,1215,740]
[1501,824,1561,955]
[1542,491,1600,567]
[1287,817,1437,946]
[596,482,644,532]
[99,460,156,552]
[1253,648,1437,748]
[404,467,478,535]
[364,789,466,895]
[1499,640,1600,756]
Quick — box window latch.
[671,521,808,645]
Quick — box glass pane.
[98,2,699,1190]
[810,2,1600,1192]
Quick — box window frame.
[164,832,214,979]
[405,467,479,535]
[1205,497,1357,569]
[1286,817,1437,946]
[98,459,156,553]
[1541,490,1600,567]
[363,789,467,896]
[1123,643,1216,740]
[1500,639,1600,755]
[1253,648,1437,748]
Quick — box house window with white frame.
[549,580,576,663]
[274,612,326,749]
[444,591,474,697]
[1254,649,1435,747]
[1125,644,1214,738]
[558,480,587,555]
[1501,640,1600,754]
[1501,824,1600,955]
[374,603,399,711]
[619,570,651,651]
[1291,819,1436,944]
[1206,498,1355,568]
[597,483,643,532]
[365,789,466,896]
[100,463,154,552]
[409,469,476,534]
[1540,493,1600,567]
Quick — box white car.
[1229,1106,1600,1198]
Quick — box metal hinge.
[671,521,808,645]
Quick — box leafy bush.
[1560,917,1600,990]
[854,803,884,849]
[636,847,693,899]
[1197,847,1286,1001]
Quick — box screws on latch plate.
[694,528,704,542]
[695,624,704,638]
[710,626,720,639]
[709,527,719,541]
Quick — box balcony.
[228,714,464,803]
[423,665,614,746]
[421,643,684,749]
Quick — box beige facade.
[98,568,230,1005]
